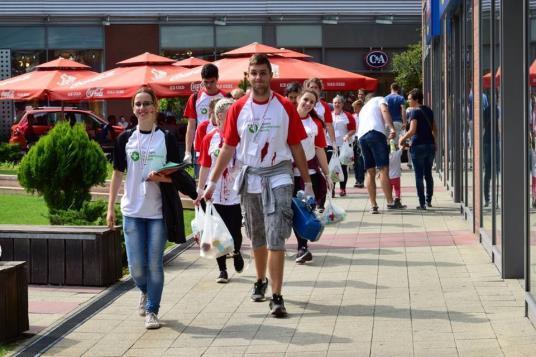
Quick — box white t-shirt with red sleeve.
[198,128,240,205]
[331,111,357,146]
[183,89,226,125]
[223,92,306,193]
[194,120,214,154]
[294,115,327,176]
[314,99,333,124]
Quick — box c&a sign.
[365,50,389,69]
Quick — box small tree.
[392,42,423,93]
[18,121,107,211]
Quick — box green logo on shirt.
[201,107,208,115]
[214,148,220,157]
[248,123,259,133]
[131,151,140,161]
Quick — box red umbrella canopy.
[0,58,97,101]
[222,42,286,57]
[151,56,368,97]
[483,61,536,89]
[173,56,211,68]
[49,52,188,100]
[276,48,313,60]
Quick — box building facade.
[0,0,421,138]
[423,0,536,323]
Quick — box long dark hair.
[300,89,324,128]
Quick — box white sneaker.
[138,292,147,317]
[145,312,160,329]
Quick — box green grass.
[0,194,49,225]
[0,343,15,357]
[0,162,18,175]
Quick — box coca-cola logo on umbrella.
[86,87,104,98]
[0,90,14,98]
[57,74,78,87]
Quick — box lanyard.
[249,92,274,142]
[137,124,155,168]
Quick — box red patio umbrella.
[49,52,188,101]
[0,58,98,101]
[276,48,313,60]
[483,61,536,89]
[151,56,368,97]
[173,56,210,68]
[222,42,286,57]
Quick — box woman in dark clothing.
[398,88,436,210]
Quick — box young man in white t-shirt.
[203,54,313,318]
[357,94,397,213]
[183,63,226,167]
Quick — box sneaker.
[251,278,268,302]
[426,200,433,208]
[216,270,229,283]
[484,200,490,207]
[356,183,365,188]
[370,206,379,214]
[386,202,397,209]
[145,312,160,329]
[416,205,427,210]
[138,292,147,317]
[296,249,313,264]
[233,251,244,273]
[394,198,407,209]
[353,182,359,188]
[339,189,346,197]
[269,294,288,318]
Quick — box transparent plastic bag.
[339,141,354,166]
[321,196,346,225]
[191,205,205,244]
[328,152,344,183]
[200,202,235,259]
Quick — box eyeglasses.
[134,101,154,107]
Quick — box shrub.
[0,143,23,163]
[18,121,107,211]
[48,200,122,226]
[392,41,423,93]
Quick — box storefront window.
[47,26,103,50]
[276,25,322,47]
[11,50,46,76]
[161,26,214,49]
[161,48,215,61]
[494,0,502,249]
[48,49,102,72]
[528,0,536,303]
[0,27,45,50]
[481,0,492,238]
[464,0,473,213]
[215,26,262,48]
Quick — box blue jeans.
[410,144,435,206]
[123,216,167,314]
[353,139,365,184]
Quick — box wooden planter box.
[0,226,122,287]
[0,261,29,342]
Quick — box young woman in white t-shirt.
[331,95,356,197]
[196,98,244,283]
[293,89,333,264]
[107,87,176,330]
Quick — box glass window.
[528,0,536,301]
[216,26,262,48]
[11,50,46,76]
[0,27,45,49]
[49,50,103,72]
[481,0,492,237]
[276,25,322,47]
[48,27,103,49]
[161,26,214,49]
[161,48,214,62]
[494,0,502,249]
[464,0,474,213]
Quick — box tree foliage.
[392,42,423,93]
[18,121,107,211]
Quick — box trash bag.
[200,202,234,259]
[338,141,354,166]
[191,205,205,244]
[321,196,346,225]
[328,152,344,183]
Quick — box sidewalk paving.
[36,171,536,357]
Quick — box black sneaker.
[216,270,228,283]
[370,206,379,214]
[269,294,288,318]
[296,249,313,264]
[426,200,432,208]
[416,205,427,210]
[394,198,407,209]
[233,251,244,273]
[251,278,268,302]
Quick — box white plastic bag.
[328,152,344,183]
[339,141,354,165]
[321,196,346,225]
[191,205,205,243]
[200,202,235,259]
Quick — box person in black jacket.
[107,87,196,330]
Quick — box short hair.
[132,86,158,107]
[215,98,235,116]
[304,77,323,91]
[248,54,272,73]
[352,99,364,108]
[208,97,220,113]
[201,63,219,79]
[365,93,375,103]
[284,82,302,96]
[333,94,345,103]
[357,88,366,95]
[231,88,245,99]
[408,88,424,104]
[390,83,400,92]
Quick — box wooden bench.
[0,261,29,342]
[0,226,122,287]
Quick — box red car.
[9,107,124,151]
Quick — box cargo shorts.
[241,184,293,251]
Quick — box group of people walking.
[106,55,437,329]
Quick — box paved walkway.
[37,171,536,356]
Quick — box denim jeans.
[410,144,435,206]
[123,216,167,314]
[359,130,390,170]
[353,139,365,184]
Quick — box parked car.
[9,107,124,152]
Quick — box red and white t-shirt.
[199,128,240,205]
[294,115,327,176]
[314,99,333,124]
[184,89,226,125]
[331,111,356,146]
[223,92,306,193]
[194,120,214,154]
